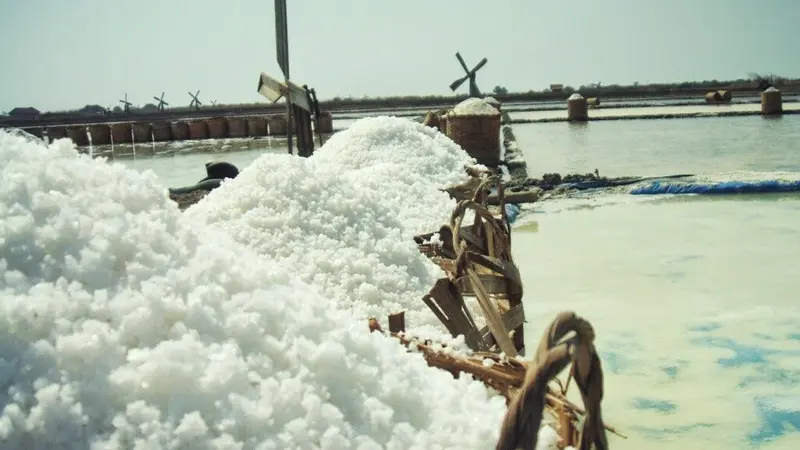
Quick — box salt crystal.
[451,97,500,116]
[0,126,507,449]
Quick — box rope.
[496,311,608,450]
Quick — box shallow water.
[111,136,324,188]
[513,114,800,178]
[512,113,800,448]
[515,194,800,450]
[510,102,800,122]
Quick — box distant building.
[549,84,564,93]
[8,107,41,119]
[79,104,106,116]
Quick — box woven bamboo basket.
[567,95,588,121]
[705,91,723,103]
[445,113,501,166]
[226,117,248,138]
[89,124,111,145]
[150,122,171,142]
[66,127,89,146]
[761,88,782,115]
[170,122,190,141]
[246,117,268,137]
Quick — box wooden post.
[388,312,406,333]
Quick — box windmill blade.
[163,100,169,106]
[257,72,311,112]
[471,57,488,74]
[257,72,284,103]
[449,74,469,92]
[455,52,470,73]
[153,96,162,103]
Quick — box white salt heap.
[450,97,500,116]
[567,93,584,101]
[0,126,514,449]
[186,117,478,330]
[483,96,500,110]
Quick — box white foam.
[0,128,509,449]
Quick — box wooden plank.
[432,257,456,273]
[459,228,486,253]
[467,268,518,357]
[424,279,486,351]
[455,273,509,296]
[468,253,523,288]
[487,190,540,205]
[388,311,406,333]
[479,303,526,344]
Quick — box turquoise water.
[511,114,800,449]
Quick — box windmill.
[153,92,168,112]
[449,51,488,98]
[210,100,218,106]
[188,90,202,110]
[119,93,132,114]
[257,0,323,157]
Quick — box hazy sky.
[1,0,798,112]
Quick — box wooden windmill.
[188,90,202,110]
[119,93,132,115]
[449,52,488,98]
[153,92,168,112]
[257,0,323,157]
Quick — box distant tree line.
[5,73,798,121]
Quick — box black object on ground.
[168,161,240,194]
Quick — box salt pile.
[567,93,584,101]
[483,96,500,109]
[186,117,479,330]
[0,129,511,449]
[450,98,500,116]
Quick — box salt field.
[513,114,800,177]
[511,113,800,449]
[511,102,800,122]
[2,107,800,449]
